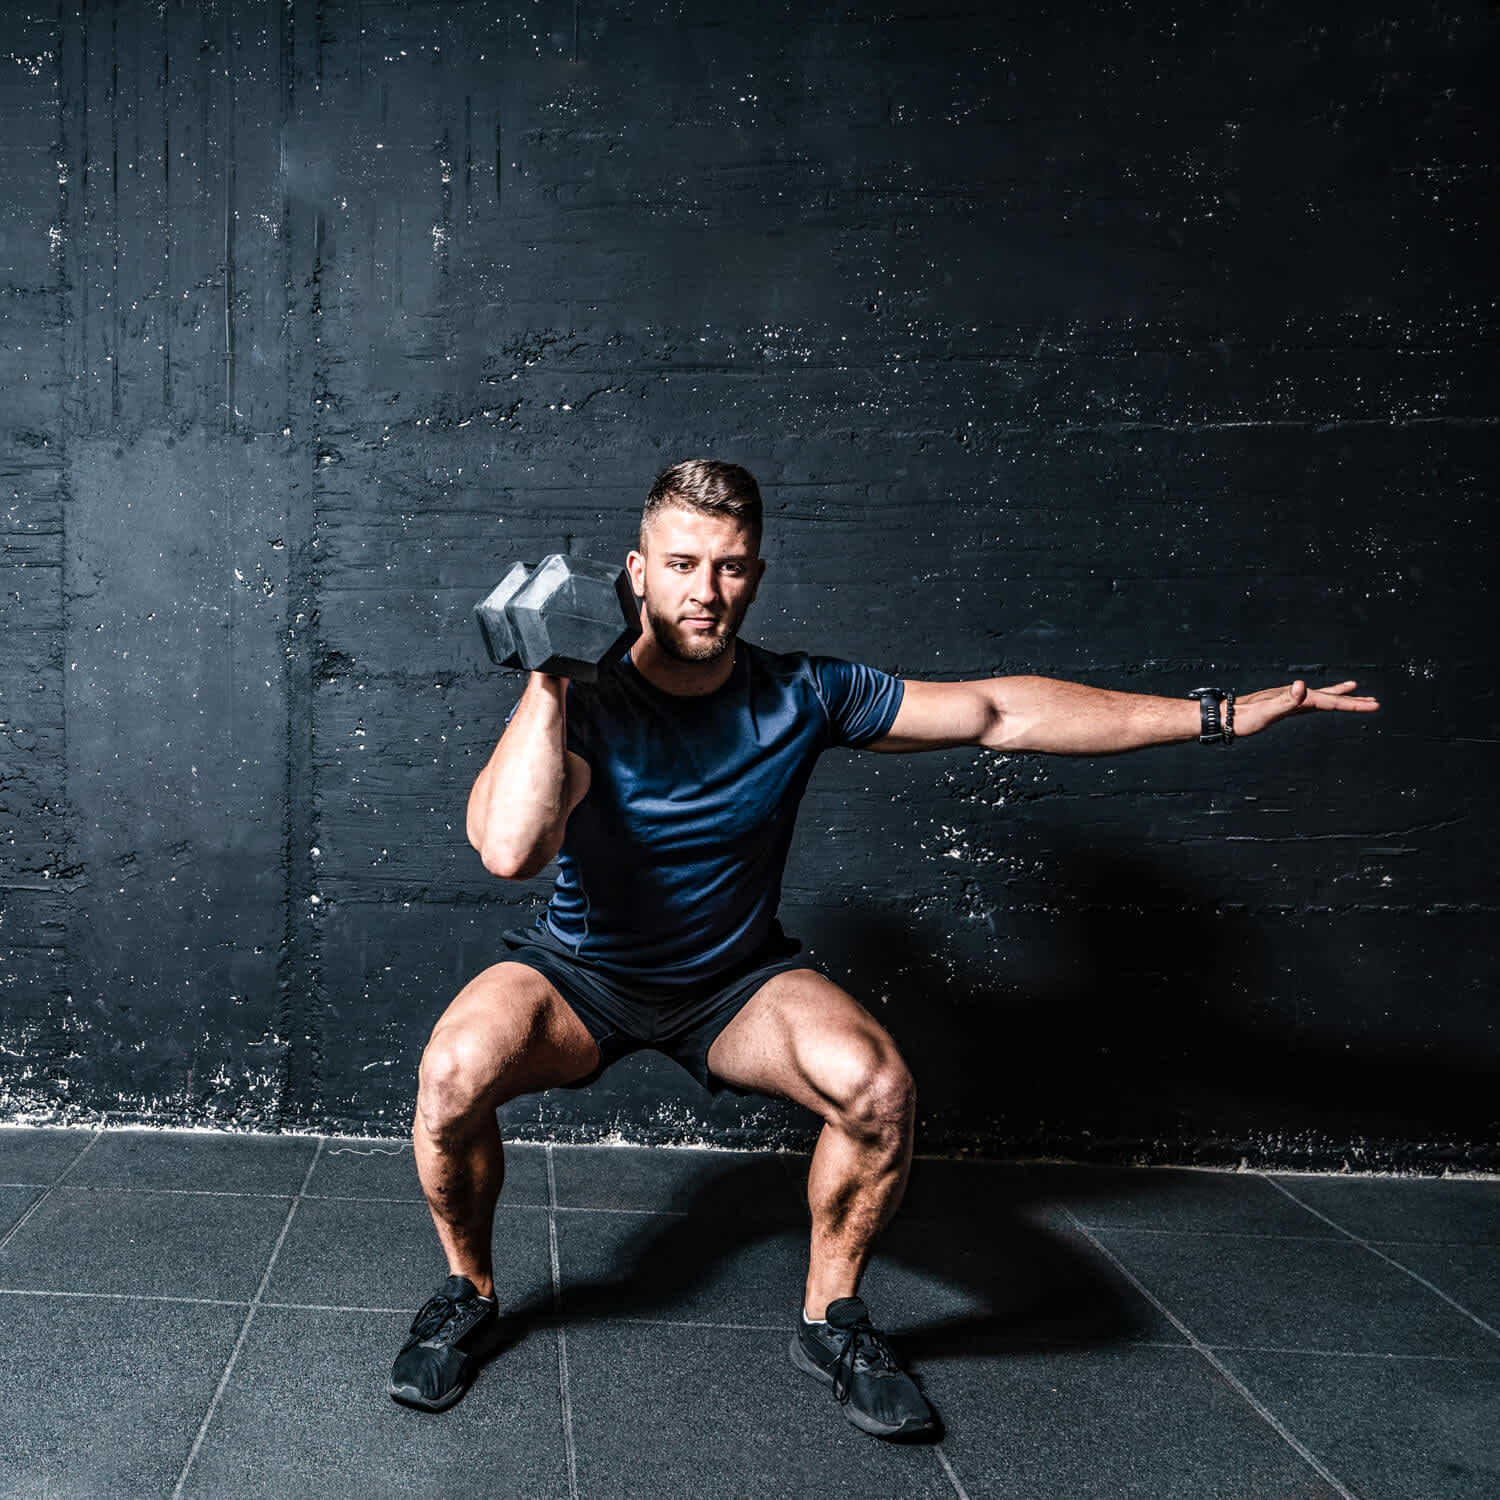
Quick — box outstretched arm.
[868,675,1379,755]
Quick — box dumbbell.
[474,554,640,682]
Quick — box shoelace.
[408,1292,465,1344]
[830,1319,901,1403]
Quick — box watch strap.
[1188,686,1230,745]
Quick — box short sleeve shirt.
[543,642,904,986]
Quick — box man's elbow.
[980,677,1046,753]
[477,838,551,881]
[467,813,544,879]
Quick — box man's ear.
[626,548,646,600]
[749,556,767,602]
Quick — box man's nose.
[689,564,719,603]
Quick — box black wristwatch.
[1188,686,1236,745]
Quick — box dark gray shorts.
[500,923,806,1094]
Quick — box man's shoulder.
[741,641,868,678]
[740,644,903,739]
[740,642,846,703]
[742,642,894,690]
[741,640,813,676]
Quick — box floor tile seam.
[0,1286,754,1325]
[1078,1216,1500,1250]
[219,1192,771,1214]
[306,1193,552,1210]
[554,1202,693,1217]
[1060,1205,1364,1500]
[1070,1223,1348,1242]
[545,1144,581,1500]
[0,1182,582,1211]
[928,1333,1198,1354]
[582,1316,1198,1348]
[0,1127,103,1254]
[1262,1176,1500,1343]
[18,1184,304,1201]
[611,1314,787,1332]
[933,1443,972,1500]
[169,1138,326,1500]
[1203,1342,1500,1365]
[0,1185,48,1249]
[0,1286,417,1316]
[0,1286,251,1308]
[6,1186,1488,1239]
[552,1203,804,1219]
[1364,1236,1500,1251]
[12,1292,1411,1358]
[259,1300,415,1315]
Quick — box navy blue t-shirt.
[540,642,904,986]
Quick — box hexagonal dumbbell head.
[473,560,535,668]
[505,554,640,681]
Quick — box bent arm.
[466,673,591,879]
[869,675,1378,755]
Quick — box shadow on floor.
[487,1155,1154,1367]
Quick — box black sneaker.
[389,1274,501,1412]
[789,1296,937,1439]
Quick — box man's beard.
[643,596,741,664]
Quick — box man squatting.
[390,459,1379,1438]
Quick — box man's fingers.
[1231,678,1379,732]
[1310,692,1380,712]
[1304,679,1379,712]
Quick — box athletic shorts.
[499,922,807,1094]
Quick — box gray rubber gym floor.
[0,1128,1494,1499]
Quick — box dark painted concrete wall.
[1,1,1495,1166]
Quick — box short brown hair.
[642,460,763,549]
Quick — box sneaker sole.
[787,1335,936,1440]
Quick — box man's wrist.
[1187,686,1235,745]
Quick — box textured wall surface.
[0,1,1495,1165]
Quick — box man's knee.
[416,1029,496,1140]
[829,1043,915,1146]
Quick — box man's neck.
[629,634,738,697]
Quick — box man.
[389,459,1378,1438]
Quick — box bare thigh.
[420,961,600,1119]
[704,967,912,1120]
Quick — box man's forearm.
[982,676,1202,755]
[466,674,575,877]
